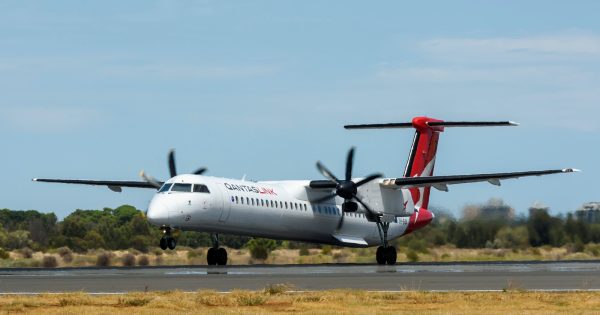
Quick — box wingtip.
[508,121,520,126]
[32,178,38,182]
[563,168,582,173]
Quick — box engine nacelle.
[358,181,411,217]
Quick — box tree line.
[0,200,598,254]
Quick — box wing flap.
[380,168,579,189]
[332,234,368,246]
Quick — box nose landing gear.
[159,227,177,250]
[206,233,228,266]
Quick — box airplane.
[33,116,578,265]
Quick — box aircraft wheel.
[159,237,168,250]
[376,246,386,265]
[207,247,217,265]
[216,248,228,266]
[167,237,177,250]
[385,246,397,265]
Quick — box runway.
[1,261,600,293]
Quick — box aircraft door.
[213,183,230,222]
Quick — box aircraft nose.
[147,199,170,226]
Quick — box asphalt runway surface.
[1,261,600,293]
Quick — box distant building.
[575,202,600,223]
[462,198,515,221]
[528,201,550,218]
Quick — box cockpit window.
[193,184,210,193]
[158,183,172,193]
[171,183,192,192]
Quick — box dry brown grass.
[0,290,599,314]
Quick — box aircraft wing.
[32,178,161,192]
[380,168,579,191]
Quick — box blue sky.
[0,1,597,219]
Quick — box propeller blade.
[354,173,383,187]
[193,167,208,175]
[310,192,337,204]
[316,161,340,184]
[353,195,376,216]
[335,211,345,231]
[168,149,177,178]
[139,170,162,189]
[345,147,355,181]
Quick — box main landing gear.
[375,221,397,265]
[159,227,177,250]
[206,233,227,266]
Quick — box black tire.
[159,237,168,250]
[207,247,216,265]
[216,248,228,266]
[376,246,386,265]
[385,246,397,265]
[167,237,177,250]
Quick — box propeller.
[139,170,162,189]
[168,149,208,177]
[313,147,382,230]
[140,149,208,188]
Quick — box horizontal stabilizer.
[380,168,579,189]
[345,121,518,129]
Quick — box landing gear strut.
[159,227,177,250]
[206,233,227,266]
[375,221,397,265]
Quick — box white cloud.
[0,107,103,133]
[376,65,595,85]
[100,63,280,80]
[372,33,600,132]
[419,34,600,63]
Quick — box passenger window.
[171,183,192,192]
[261,200,265,207]
[235,196,239,204]
[193,184,210,193]
[158,183,172,193]
[252,198,255,206]
[270,200,274,207]
[246,197,250,205]
[280,201,283,208]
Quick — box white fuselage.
[147,174,410,247]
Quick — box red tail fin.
[344,117,517,233]
[402,116,444,210]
